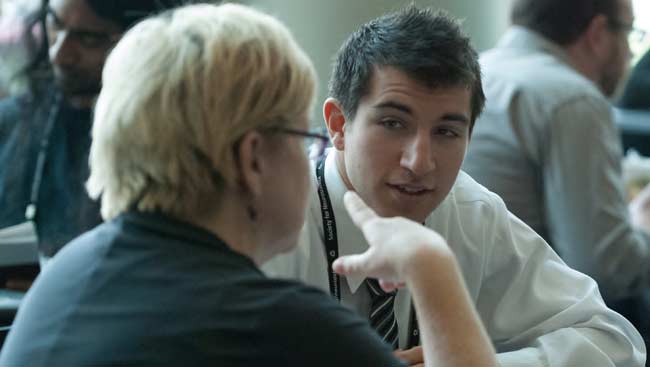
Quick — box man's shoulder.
[481,46,604,112]
[447,171,503,207]
[0,92,41,114]
[0,93,42,134]
[0,95,24,124]
[432,171,509,232]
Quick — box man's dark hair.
[328,6,485,128]
[84,0,183,30]
[511,0,619,45]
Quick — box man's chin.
[54,79,100,100]
[400,212,430,224]
[373,191,438,222]
[373,202,431,223]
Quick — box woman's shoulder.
[250,277,404,366]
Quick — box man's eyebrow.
[374,100,469,124]
[441,113,470,125]
[374,101,413,115]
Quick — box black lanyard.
[25,92,62,222]
[315,156,341,300]
[314,155,420,348]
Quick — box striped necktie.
[365,278,399,349]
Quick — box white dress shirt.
[263,151,645,366]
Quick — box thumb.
[332,252,371,276]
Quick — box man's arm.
[543,96,650,300]
[478,192,645,366]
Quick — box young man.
[463,0,650,345]
[263,6,646,366]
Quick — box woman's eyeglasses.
[192,126,330,184]
[265,127,330,161]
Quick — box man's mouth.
[387,183,433,196]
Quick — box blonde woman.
[0,4,495,366]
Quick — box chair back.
[0,325,10,352]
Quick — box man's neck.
[562,42,603,92]
[64,94,97,110]
[334,150,354,191]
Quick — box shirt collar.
[119,211,259,272]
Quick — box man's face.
[599,0,634,96]
[46,0,122,101]
[335,66,471,223]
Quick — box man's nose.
[400,133,435,176]
[49,31,79,67]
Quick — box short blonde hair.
[87,3,317,220]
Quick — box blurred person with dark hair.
[0,0,178,281]
[463,0,650,352]
[264,5,645,367]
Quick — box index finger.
[343,191,378,229]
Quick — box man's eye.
[380,119,404,129]
[436,128,459,137]
[78,34,109,48]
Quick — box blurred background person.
[0,4,496,366]
[0,0,178,286]
[463,0,650,352]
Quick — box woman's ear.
[234,130,266,198]
[323,98,347,151]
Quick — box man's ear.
[583,14,612,59]
[323,98,347,151]
[234,130,265,198]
